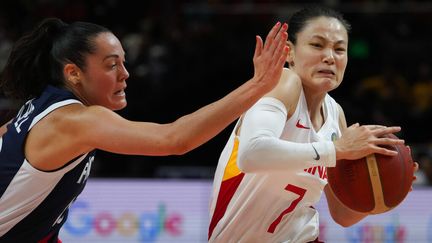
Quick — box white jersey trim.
[0,154,87,236]
[0,98,85,237]
[28,99,82,130]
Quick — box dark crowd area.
[0,0,431,184]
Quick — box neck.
[64,83,91,106]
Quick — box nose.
[119,63,130,81]
[322,49,335,65]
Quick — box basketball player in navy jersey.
[208,6,418,242]
[0,18,289,242]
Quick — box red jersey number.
[267,184,307,233]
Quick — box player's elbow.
[159,128,194,155]
[168,138,193,155]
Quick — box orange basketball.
[327,134,414,214]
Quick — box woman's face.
[77,32,130,110]
[289,16,348,93]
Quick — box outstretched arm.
[25,22,290,170]
[89,22,290,156]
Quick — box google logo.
[345,221,406,242]
[63,200,182,242]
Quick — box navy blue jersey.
[0,85,96,242]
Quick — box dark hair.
[288,5,351,45]
[0,18,111,100]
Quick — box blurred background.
[1,0,431,182]
[1,0,432,242]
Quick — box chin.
[110,100,127,111]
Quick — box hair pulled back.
[288,5,351,45]
[0,18,110,100]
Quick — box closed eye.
[310,43,323,48]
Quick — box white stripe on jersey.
[0,155,87,236]
[29,99,82,130]
[0,98,84,237]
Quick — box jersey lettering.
[14,100,35,133]
[77,156,94,184]
[304,165,327,179]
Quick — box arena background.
[0,1,431,242]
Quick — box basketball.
[327,134,414,214]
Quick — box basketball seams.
[366,154,392,214]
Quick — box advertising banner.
[60,179,431,243]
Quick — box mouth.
[114,89,126,97]
[316,69,336,79]
[317,69,335,75]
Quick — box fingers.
[373,126,401,137]
[372,145,399,156]
[268,23,288,55]
[269,23,288,54]
[263,22,281,51]
[264,22,288,54]
[363,124,387,130]
[348,122,360,128]
[413,162,419,172]
[271,32,289,66]
[362,125,401,136]
[275,45,290,69]
[253,35,263,60]
[373,136,405,146]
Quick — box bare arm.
[324,105,368,226]
[89,22,290,156]
[26,22,290,170]
[324,185,368,227]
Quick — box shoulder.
[265,68,302,116]
[54,105,118,134]
[38,104,115,141]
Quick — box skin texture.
[17,22,289,171]
[64,32,130,111]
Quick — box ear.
[64,63,82,85]
[286,41,295,67]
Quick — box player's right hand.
[333,123,405,160]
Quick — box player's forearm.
[324,186,368,227]
[236,97,336,172]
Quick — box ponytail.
[0,18,67,100]
[1,18,111,101]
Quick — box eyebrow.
[311,35,347,45]
[103,54,120,61]
[102,53,126,62]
